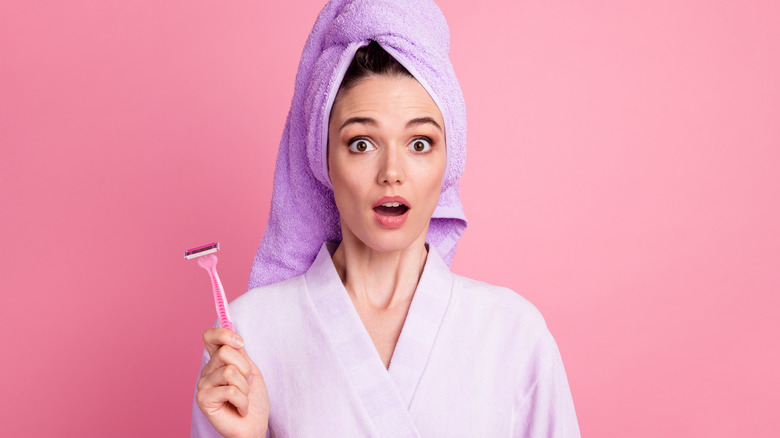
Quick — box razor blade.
[184,242,219,259]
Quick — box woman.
[192,1,580,436]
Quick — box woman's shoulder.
[451,273,550,335]
[228,274,308,321]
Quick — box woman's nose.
[377,145,404,185]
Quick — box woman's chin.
[351,227,428,255]
[338,211,429,254]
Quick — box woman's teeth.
[374,203,409,216]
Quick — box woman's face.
[328,74,446,253]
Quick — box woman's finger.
[203,327,244,357]
[201,344,252,380]
[237,346,261,383]
[196,385,250,417]
[197,364,251,397]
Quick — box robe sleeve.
[512,332,581,438]
[190,348,272,438]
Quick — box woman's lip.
[373,208,409,228]
[372,195,410,209]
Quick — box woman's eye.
[409,138,432,152]
[348,138,375,153]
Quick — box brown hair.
[336,41,413,98]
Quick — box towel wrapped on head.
[249,0,467,290]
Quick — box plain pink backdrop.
[2,0,778,436]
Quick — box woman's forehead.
[330,75,444,129]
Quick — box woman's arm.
[191,328,270,438]
[512,332,581,438]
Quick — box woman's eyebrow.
[339,116,442,132]
[406,117,442,132]
[340,116,377,131]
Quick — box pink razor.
[185,242,234,332]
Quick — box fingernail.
[231,335,244,348]
[247,374,254,385]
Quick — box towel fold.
[249,0,467,290]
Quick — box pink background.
[2,0,779,436]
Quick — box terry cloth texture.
[249,0,468,290]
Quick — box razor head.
[185,242,220,259]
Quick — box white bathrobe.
[191,242,580,437]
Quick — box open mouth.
[373,202,409,216]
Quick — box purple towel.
[249,0,467,290]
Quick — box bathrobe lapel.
[386,243,453,407]
[305,242,453,437]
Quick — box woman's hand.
[196,328,270,438]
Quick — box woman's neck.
[331,233,428,311]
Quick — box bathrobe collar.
[304,241,454,435]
